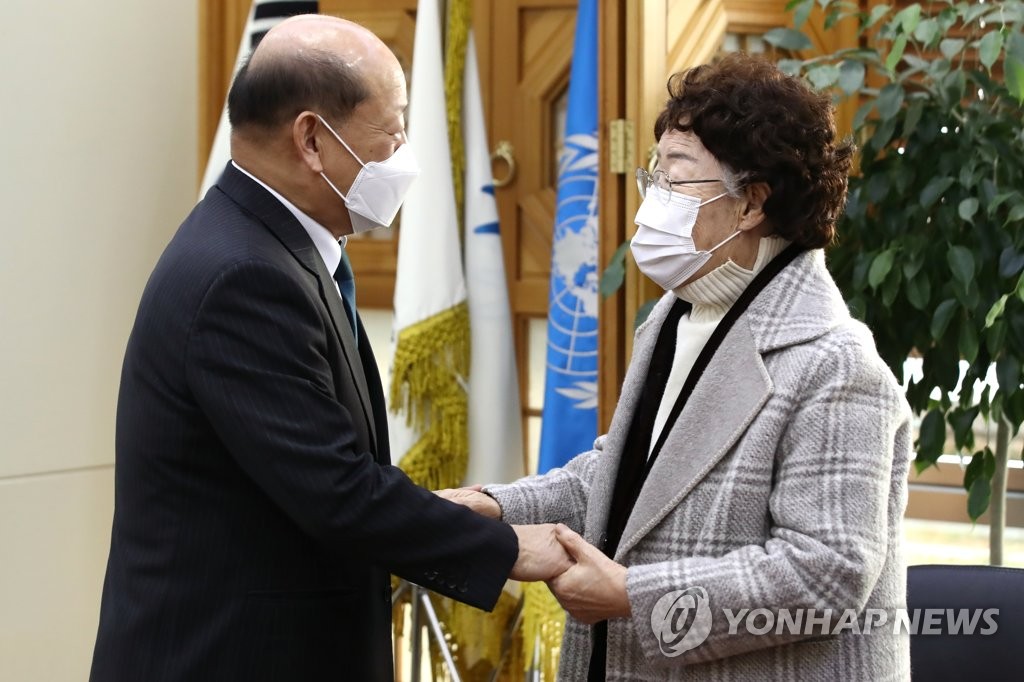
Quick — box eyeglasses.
[635,168,722,203]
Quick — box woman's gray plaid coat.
[487,250,912,681]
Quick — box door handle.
[491,140,517,188]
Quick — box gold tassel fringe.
[444,0,469,236]
[391,302,470,491]
[521,582,566,680]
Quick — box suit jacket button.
[458,582,469,594]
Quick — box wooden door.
[484,0,576,467]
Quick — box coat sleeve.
[185,259,518,611]
[624,325,912,667]
[483,436,605,533]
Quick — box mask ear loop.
[707,227,744,254]
[315,114,367,167]
[320,171,350,202]
[697,191,728,207]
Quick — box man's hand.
[434,485,502,520]
[509,524,574,582]
[547,524,631,624]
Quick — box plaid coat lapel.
[607,250,844,559]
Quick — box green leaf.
[987,320,1007,357]
[1009,32,1024,61]
[1017,271,1024,302]
[983,448,996,480]
[793,0,813,29]
[920,176,955,209]
[864,4,891,32]
[868,249,895,289]
[948,245,976,284]
[916,408,947,469]
[906,273,931,310]
[950,407,981,451]
[999,248,1024,279]
[903,251,924,280]
[866,173,891,203]
[886,34,908,72]
[986,295,1009,329]
[876,83,905,120]
[997,355,1022,397]
[989,192,1018,216]
[881,266,902,307]
[807,64,841,90]
[958,198,979,223]
[633,299,657,330]
[963,2,992,25]
[902,98,924,138]
[913,18,939,46]
[870,116,898,150]
[1005,55,1024,103]
[959,323,979,364]
[824,8,843,31]
[942,68,967,101]
[896,3,921,33]
[967,475,992,521]
[979,30,1004,71]
[853,99,875,130]
[931,299,958,340]
[964,449,985,491]
[1007,203,1024,226]
[599,240,631,299]
[764,28,813,51]
[838,59,866,95]
[777,59,804,77]
[940,38,965,60]
[913,17,937,45]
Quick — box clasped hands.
[436,486,631,624]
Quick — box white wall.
[0,1,197,678]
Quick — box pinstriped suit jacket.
[487,250,912,681]
[90,163,518,682]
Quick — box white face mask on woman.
[316,114,420,233]
[630,186,740,290]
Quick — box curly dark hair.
[654,52,854,249]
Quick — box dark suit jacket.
[89,163,518,682]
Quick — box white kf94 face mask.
[316,114,421,233]
[630,185,741,290]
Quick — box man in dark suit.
[89,15,569,682]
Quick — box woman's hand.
[547,524,631,624]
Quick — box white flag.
[462,32,524,485]
[388,0,469,488]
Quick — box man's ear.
[293,112,324,173]
[737,181,771,232]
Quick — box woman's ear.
[293,112,324,173]
[737,181,771,232]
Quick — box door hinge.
[608,119,634,174]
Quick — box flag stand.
[393,579,461,682]
[393,579,530,682]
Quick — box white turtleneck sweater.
[648,236,790,456]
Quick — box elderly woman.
[444,52,911,680]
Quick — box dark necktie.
[332,249,358,345]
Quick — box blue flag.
[537,0,598,474]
